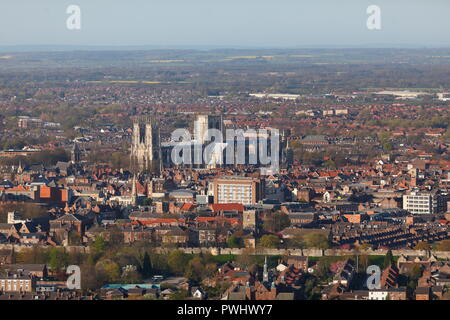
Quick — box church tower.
[71,143,81,164]
[131,117,161,172]
[194,114,224,144]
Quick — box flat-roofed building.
[403,191,447,215]
[211,176,265,205]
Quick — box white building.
[402,191,447,215]
[211,176,265,205]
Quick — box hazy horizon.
[0,0,449,49]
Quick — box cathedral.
[130,117,161,172]
[130,115,292,173]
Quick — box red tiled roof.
[209,203,244,212]
[181,203,197,211]
[196,217,240,224]
[0,185,30,192]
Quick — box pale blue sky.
[0,0,449,48]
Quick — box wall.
[0,244,90,254]
[2,244,449,259]
[155,247,450,259]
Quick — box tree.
[315,257,333,281]
[115,252,140,272]
[384,250,394,268]
[288,235,305,249]
[167,250,189,275]
[227,235,243,248]
[48,247,68,273]
[68,231,81,245]
[414,241,431,251]
[258,235,280,248]
[184,256,206,283]
[359,254,369,271]
[99,261,121,282]
[263,212,291,233]
[16,247,48,264]
[303,232,329,249]
[109,227,125,247]
[81,262,107,294]
[170,289,189,300]
[111,152,130,169]
[122,270,142,284]
[141,293,159,300]
[0,203,48,223]
[141,252,152,278]
[92,236,107,258]
[205,281,231,299]
[68,250,85,266]
[304,277,321,300]
[29,148,69,166]
[406,265,423,295]
[235,249,258,269]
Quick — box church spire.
[263,256,269,283]
[131,174,137,206]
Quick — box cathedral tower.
[131,117,161,172]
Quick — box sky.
[0,0,449,49]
